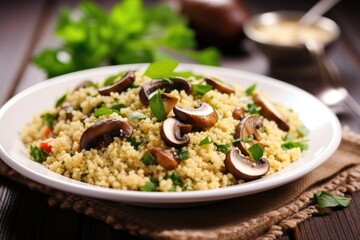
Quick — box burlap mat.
[1,127,360,240]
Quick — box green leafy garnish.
[41,113,57,129]
[140,177,159,192]
[214,143,230,154]
[169,71,202,79]
[55,94,67,107]
[247,103,262,115]
[245,84,256,96]
[176,147,189,161]
[30,145,49,163]
[282,133,295,142]
[199,136,212,146]
[233,135,254,143]
[127,136,144,150]
[248,143,264,162]
[33,1,220,78]
[314,191,351,208]
[165,172,183,191]
[281,141,309,151]
[104,72,126,86]
[141,152,157,165]
[193,84,213,95]
[80,172,89,179]
[149,89,167,121]
[111,103,127,111]
[94,106,120,117]
[128,111,149,120]
[144,60,179,79]
[297,125,310,137]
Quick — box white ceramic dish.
[0,63,342,207]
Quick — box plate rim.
[0,63,342,205]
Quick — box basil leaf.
[104,71,126,86]
[55,94,67,107]
[297,125,310,137]
[314,191,351,208]
[176,147,189,161]
[94,107,119,117]
[248,143,264,162]
[141,152,157,165]
[149,89,167,121]
[214,143,230,154]
[199,136,212,146]
[233,135,254,143]
[128,111,149,120]
[111,103,127,110]
[282,133,295,142]
[144,60,179,79]
[245,84,256,96]
[193,84,213,95]
[281,141,309,151]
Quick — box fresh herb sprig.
[33,0,220,78]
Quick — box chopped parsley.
[246,103,262,115]
[141,152,157,165]
[233,135,254,143]
[245,84,256,96]
[176,147,189,161]
[30,145,49,163]
[140,177,159,192]
[199,136,212,146]
[281,141,309,151]
[214,143,230,154]
[128,136,144,150]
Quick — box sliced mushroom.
[147,147,178,170]
[234,115,263,156]
[74,80,94,91]
[173,102,218,128]
[171,77,193,94]
[160,117,193,147]
[205,77,235,94]
[232,106,245,120]
[162,93,179,115]
[139,80,171,105]
[225,147,269,180]
[98,71,135,96]
[79,118,133,150]
[253,94,290,132]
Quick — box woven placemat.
[1,127,360,240]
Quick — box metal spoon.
[298,0,341,27]
[305,39,360,118]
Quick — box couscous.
[21,61,309,192]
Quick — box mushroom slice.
[162,93,179,115]
[139,80,171,105]
[160,117,193,147]
[173,102,218,128]
[147,147,179,170]
[74,80,94,91]
[98,71,135,96]
[225,147,269,180]
[171,77,193,94]
[232,106,245,120]
[234,115,263,156]
[253,94,290,132]
[205,77,235,94]
[79,118,133,150]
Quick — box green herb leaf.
[140,177,159,192]
[281,141,309,151]
[176,147,189,161]
[41,113,57,129]
[104,72,126,86]
[283,133,295,142]
[233,135,254,143]
[141,152,157,165]
[30,145,49,163]
[111,103,127,111]
[94,107,119,117]
[128,111,149,120]
[245,84,256,96]
[214,143,230,154]
[193,84,213,95]
[297,125,310,137]
[55,94,67,107]
[248,143,264,162]
[144,60,179,79]
[247,103,262,115]
[164,172,183,187]
[128,136,144,150]
[80,172,89,179]
[169,71,202,79]
[199,136,212,146]
[149,89,167,121]
[314,191,351,208]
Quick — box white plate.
[0,63,341,207]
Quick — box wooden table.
[1,0,359,239]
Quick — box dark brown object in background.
[179,0,251,51]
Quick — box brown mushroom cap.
[139,80,171,105]
[171,77,193,94]
[173,102,218,128]
[147,147,179,170]
[225,147,270,180]
[79,118,133,150]
[253,94,290,132]
[205,77,235,94]
[234,115,263,156]
[232,106,245,120]
[98,71,135,96]
[160,117,193,147]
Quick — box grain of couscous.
[21,61,309,192]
